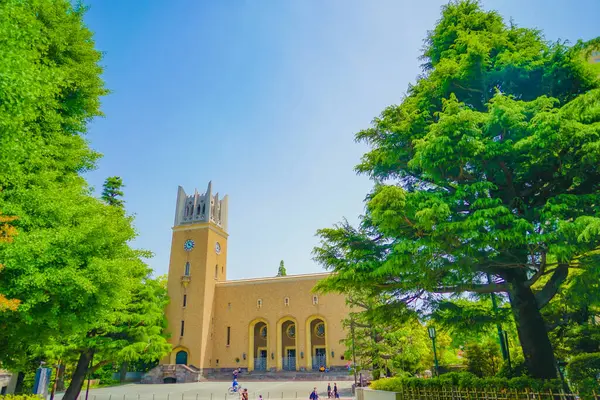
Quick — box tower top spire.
[174,181,228,231]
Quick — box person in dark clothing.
[327,383,332,399]
[333,383,339,399]
[310,388,319,400]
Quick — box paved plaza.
[54,380,355,400]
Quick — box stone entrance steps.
[203,371,355,381]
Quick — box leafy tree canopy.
[0,2,170,399]
[314,0,600,379]
[277,260,287,277]
[102,177,125,208]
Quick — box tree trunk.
[119,362,128,383]
[56,364,66,392]
[508,278,557,379]
[62,350,93,400]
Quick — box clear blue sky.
[82,0,599,279]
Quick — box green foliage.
[314,0,600,379]
[101,177,125,208]
[496,356,529,379]
[543,257,600,360]
[277,260,287,277]
[344,293,433,376]
[0,0,109,358]
[464,341,502,377]
[0,1,170,399]
[370,373,562,391]
[0,396,42,400]
[566,353,600,395]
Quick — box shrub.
[495,357,529,379]
[0,396,42,400]
[464,342,502,377]
[566,352,600,395]
[370,374,563,392]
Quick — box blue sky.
[82,0,599,279]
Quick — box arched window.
[284,297,290,307]
[184,262,190,276]
[215,265,218,279]
[312,295,318,305]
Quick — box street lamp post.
[428,326,439,377]
[487,274,509,363]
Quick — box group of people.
[232,368,341,400]
[231,369,248,399]
[310,383,339,400]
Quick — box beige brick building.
[161,182,350,375]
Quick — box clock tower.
[163,181,229,370]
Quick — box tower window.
[257,299,263,308]
[183,294,187,307]
[226,327,231,346]
[284,297,290,307]
[215,264,218,279]
[313,295,318,305]
[184,262,190,276]
[180,320,185,337]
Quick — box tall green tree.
[0,2,171,396]
[277,260,287,276]
[101,177,125,208]
[0,0,108,359]
[314,1,600,379]
[344,293,433,377]
[60,274,171,400]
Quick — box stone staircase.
[142,365,369,384]
[203,370,358,382]
[142,364,202,384]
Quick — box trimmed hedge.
[566,352,600,395]
[370,372,563,392]
[0,396,42,400]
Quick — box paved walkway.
[54,380,354,400]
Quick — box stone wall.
[141,365,201,384]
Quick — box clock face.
[184,239,195,252]
[215,242,221,254]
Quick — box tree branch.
[525,252,547,287]
[534,263,569,309]
[432,283,508,294]
[90,359,111,373]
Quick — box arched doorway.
[175,350,188,365]
[305,316,327,371]
[277,317,298,371]
[248,319,269,371]
[163,377,177,384]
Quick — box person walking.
[241,388,249,400]
[327,383,332,399]
[310,387,319,400]
[333,383,339,399]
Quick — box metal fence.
[68,390,351,400]
[356,387,599,400]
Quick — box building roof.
[217,272,331,286]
